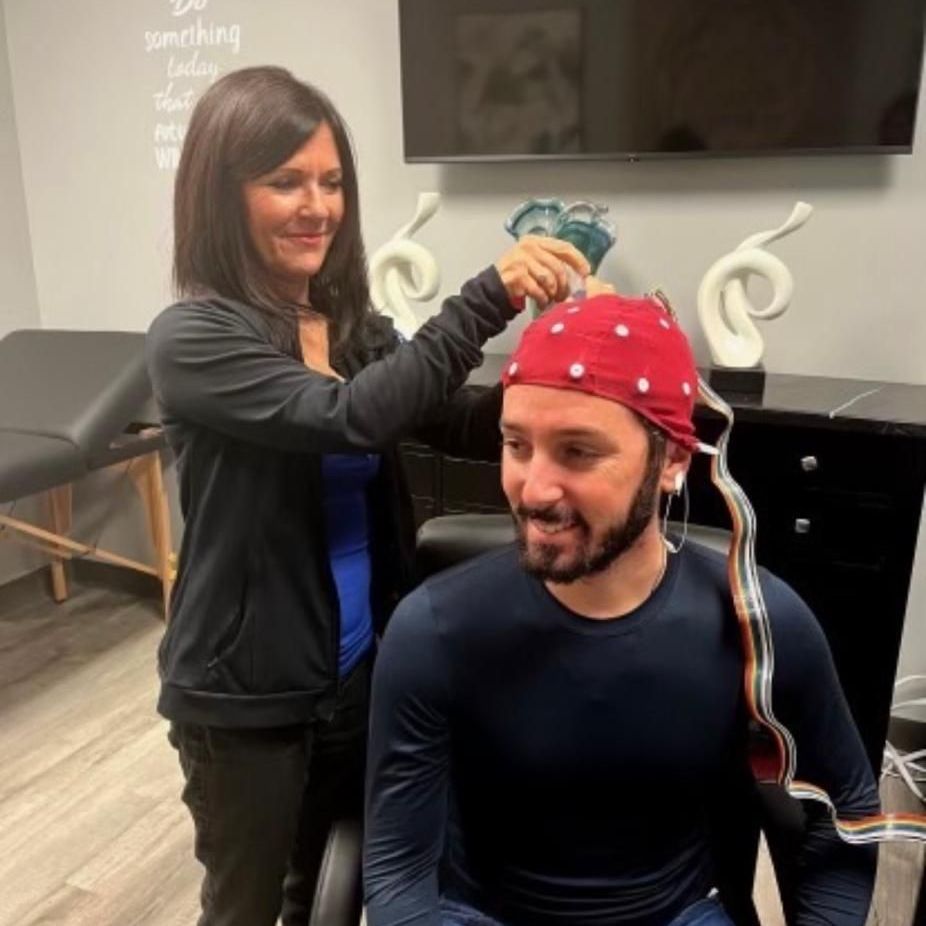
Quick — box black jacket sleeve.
[764,574,879,926]
[145,268,514,453]
[414,383,503,462]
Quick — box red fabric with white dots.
[500,294,702,452]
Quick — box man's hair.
[172,66,369,360]
[638,414,668,473]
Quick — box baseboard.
[0,560,160,611]
[70,560,161,599]
[0,567,54,613]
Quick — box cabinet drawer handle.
[800,456,819,473]
[794,518,812,535]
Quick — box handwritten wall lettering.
[169,0,209,16]
[144,20,242,55]
[146,0,242,170]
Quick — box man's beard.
[513,458,662,584]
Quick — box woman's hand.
[584,276,616,297]
[495,236,590,309]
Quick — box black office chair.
[309,817,364,926]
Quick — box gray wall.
[0,0,41,585]
[6,0,926,381]
[1,0,923,689]
[0,2,35,334]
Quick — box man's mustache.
[515,505,587,531]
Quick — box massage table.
[0,329,174,617]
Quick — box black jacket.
[145,267,512,728]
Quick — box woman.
[146,65,588,926]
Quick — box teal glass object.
[504,198,616,274]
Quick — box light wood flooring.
[0,572,921,925]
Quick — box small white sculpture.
[369,192,442,339]
[697,202,813,368]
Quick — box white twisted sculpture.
[369,192,442,339]
[697,202,813,368]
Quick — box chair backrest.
[416,513,514,579]
[416,513,733,580]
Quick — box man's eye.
[564,446,597,461]
[503,438,526,454]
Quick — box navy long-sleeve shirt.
[364,542,879,926]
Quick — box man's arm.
[764,574,880,926]
[364,586,451,926]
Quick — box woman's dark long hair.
[173,66,369,359]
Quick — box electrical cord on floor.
[882,675,926,806]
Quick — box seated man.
[364,293,879,926]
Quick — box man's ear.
[660,442,691,496]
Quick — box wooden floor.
[0,572,921,925]
[0,575,201,925]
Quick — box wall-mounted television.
[398,0,926,161]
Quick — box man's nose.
[519,456,564,509]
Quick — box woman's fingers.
[528,252,569,301]
[521,236,591,300]
[495,236,591,308]
[505,264,549,306]
[584,275,616,297]
[525,257,564,302]
[527,236,591,277]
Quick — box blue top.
[364,542,879,926]
[321,452,380,676]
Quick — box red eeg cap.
[501,293,708,453]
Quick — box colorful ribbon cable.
[697,375,926,845]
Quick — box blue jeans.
[439,895,734,926]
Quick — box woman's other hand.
[495,236,590,309]
[584,276,616,297]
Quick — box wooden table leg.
[46,484,72,602]
[131,451,174,620]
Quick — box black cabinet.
[686,416,925,774]
[400,360,926,775]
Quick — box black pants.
[168,660,370,926]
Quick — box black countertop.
[469,354,926,439]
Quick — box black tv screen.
[399,0,926,161]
